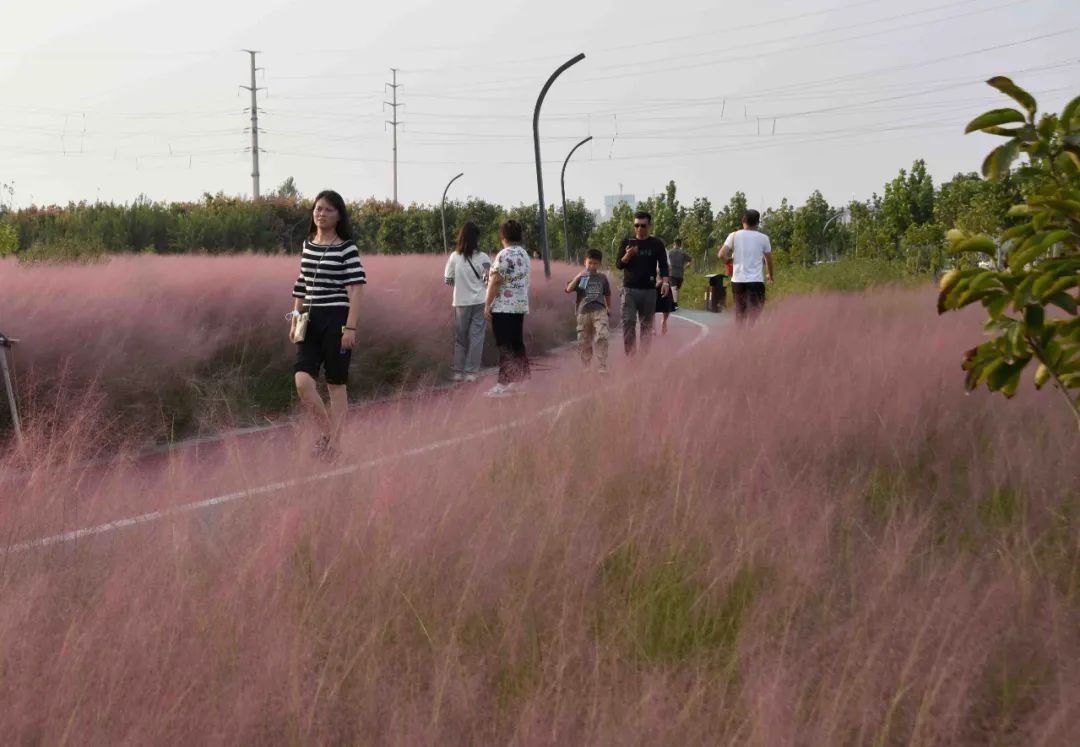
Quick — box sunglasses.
[633,223,649,229]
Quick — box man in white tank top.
[718,209,774,324]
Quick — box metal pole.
[0,333,23,448]
[560,135,592,265]
[534,53,585,279]
[822,208,848,263]
[385,68,403,204]
[241,50,262,199]
[441,172,464,253]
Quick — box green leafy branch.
[937,77,1080,430]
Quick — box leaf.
[988,77,1037,118]
[1024,304,1045,331]
[986,293,1012,318]
[1013,274,1037,307]
[1047,292,1079,315]
[1036,198,1080,216]
[951,235,997,255]
[1038,114,1057,141]
[1033,271,1060,298]
[1034,364,1051,389]
[970,271,1005,294]
[965,108,1026,134]
[1010,246,1047,271]
[1003,223,1035,243]
[1041,277,1080,302]
[988,359,1028,398]
[1063,94,1080,128]
[1007,204,1034,218]
[938,269,962,293]
[982,140,1020,181]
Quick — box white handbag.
[290,243,330,344]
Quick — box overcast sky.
[1,0,1078,214]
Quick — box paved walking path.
[4,309,731,552]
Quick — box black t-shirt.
[616,236,669,289]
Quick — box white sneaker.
[451,372,465,382]
[484,383,512,398]
[464,373,478,383]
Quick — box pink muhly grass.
[0,254,578,448]
[0,287,1076,744]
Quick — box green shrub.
[938,77,1080,429]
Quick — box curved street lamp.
[560,135,593,265]
[441,172,464,253]
[534,53,585,278]
[822,208,850,263]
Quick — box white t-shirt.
[444,251,492,306]
[490,245,531,314]
[723,229,772,283]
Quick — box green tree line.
[0,161,1028,268]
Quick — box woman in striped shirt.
[289,190,366,459]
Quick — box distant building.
[603,193,636,220]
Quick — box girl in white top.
[443,222,492,381]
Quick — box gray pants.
[453,304,486,374]
[621,287,657,356]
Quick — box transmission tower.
[384,68,403,204]
[240,50,266,199]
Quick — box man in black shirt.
[615,210,670,356]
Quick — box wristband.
[343,326,356,331]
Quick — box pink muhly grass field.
[0,289,1078,744]
[0,254,577,446]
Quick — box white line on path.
[7,315,712,554]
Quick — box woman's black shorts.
[294,306,352,385]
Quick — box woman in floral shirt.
[483,220,531,396]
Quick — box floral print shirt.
[491,245,531,314]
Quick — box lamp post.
[533,53,585,279]
[560,135,593,265]
[822,208,849,263]
[441,172,464,253]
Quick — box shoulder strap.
[463,253,482,281]
[303,240,334,311]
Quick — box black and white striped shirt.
[292,240,366,308]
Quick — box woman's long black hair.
[307,189,355,241]
[455,221,480,257]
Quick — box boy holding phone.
[566,248,612,373]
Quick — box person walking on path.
[289,189,366,460]
[565,248,612,373]
[656,266,674,335]
[667,237,692,310]
[443,222,491,383]
[718,209,774,324]
[483,220,531,397]
[615,210,670,356]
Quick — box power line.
[576,0,1034,84]
[590,0,986,77]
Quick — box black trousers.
[731,282,766,324]
[491,312,530,385]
